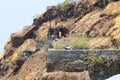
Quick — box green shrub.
[89,53,108,65]
[59,0,72,11]
[53,36,90,49]
[53,41,64,49]
[70,37,91,49]
[88,52,112,69]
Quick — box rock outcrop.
[0,0,120,80]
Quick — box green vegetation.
[70,37,91,49]
[5,60,9,64]
[59,0,72,11]
[53,41,64,49]
[53,36,91,49]
[88,53,113,78]
[89,54,107,64]
[89,52,112,67]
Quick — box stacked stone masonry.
[47,49,120,72]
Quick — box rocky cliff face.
[0,0,120,80]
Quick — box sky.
[0,0,64,55]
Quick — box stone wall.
[47,49,120,72]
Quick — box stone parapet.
[47,49,120,72]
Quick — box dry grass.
[90,37,113,49]
[103,1,120,15]
[106,16,120,47]
[11,39,36,61]
[9,48,48,80]
[41,71,90,80]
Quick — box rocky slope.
[0,0,120,80]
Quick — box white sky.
[0,0,64,55]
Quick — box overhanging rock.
[47,49,120,72]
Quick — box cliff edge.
[0,0,120,80]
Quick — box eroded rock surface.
[0,0,120,80]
